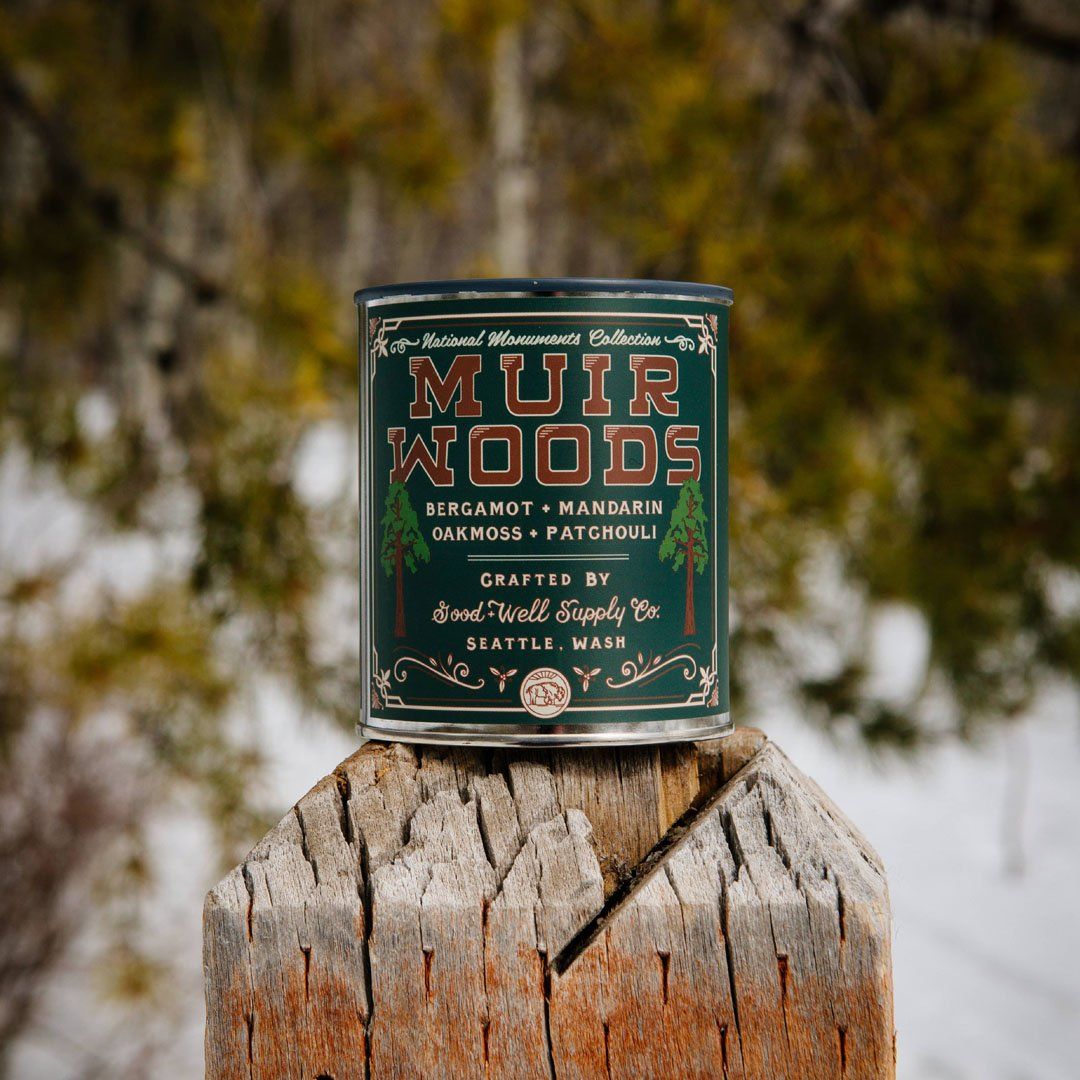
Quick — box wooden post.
[204,729,894,1079]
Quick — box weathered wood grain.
[204,729,893,1079]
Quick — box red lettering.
[469,425,523,486]
[409,355,482,419]
[583,354,612,415]
[665,425,701,483]
[502,354,567,416]
[604,425,658,485]
[537,424,591,486]
[630,355,678,416]
[388,426,456,486]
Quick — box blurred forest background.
[1,0,1078,1076]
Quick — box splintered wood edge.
[550,728,774,974]
[202,726,887,954]
[551,739,895,1080]
[208,726,770,908]
[204,728,893,1079]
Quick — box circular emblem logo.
[520,667,571,719]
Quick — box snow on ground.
[765,684,1080,1080]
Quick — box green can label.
[361,293,728,727]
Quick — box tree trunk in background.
[491,20,533,276]
[342,171,377,302]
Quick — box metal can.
[356,278,732,746]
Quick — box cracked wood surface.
[203,729,894,1079]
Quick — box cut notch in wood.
[552,728,767,975]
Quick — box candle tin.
[356,278,732,746]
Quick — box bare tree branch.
[0,63,224,305]
[870,0,1080,63]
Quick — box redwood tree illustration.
[659,478,710,636]
[380,482,430,638]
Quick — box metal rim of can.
[355,277,734,306]
[358,714,732,748]
[357,278,733,748]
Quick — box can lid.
[354,277,733,305]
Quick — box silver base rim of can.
[358,713,732,748]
